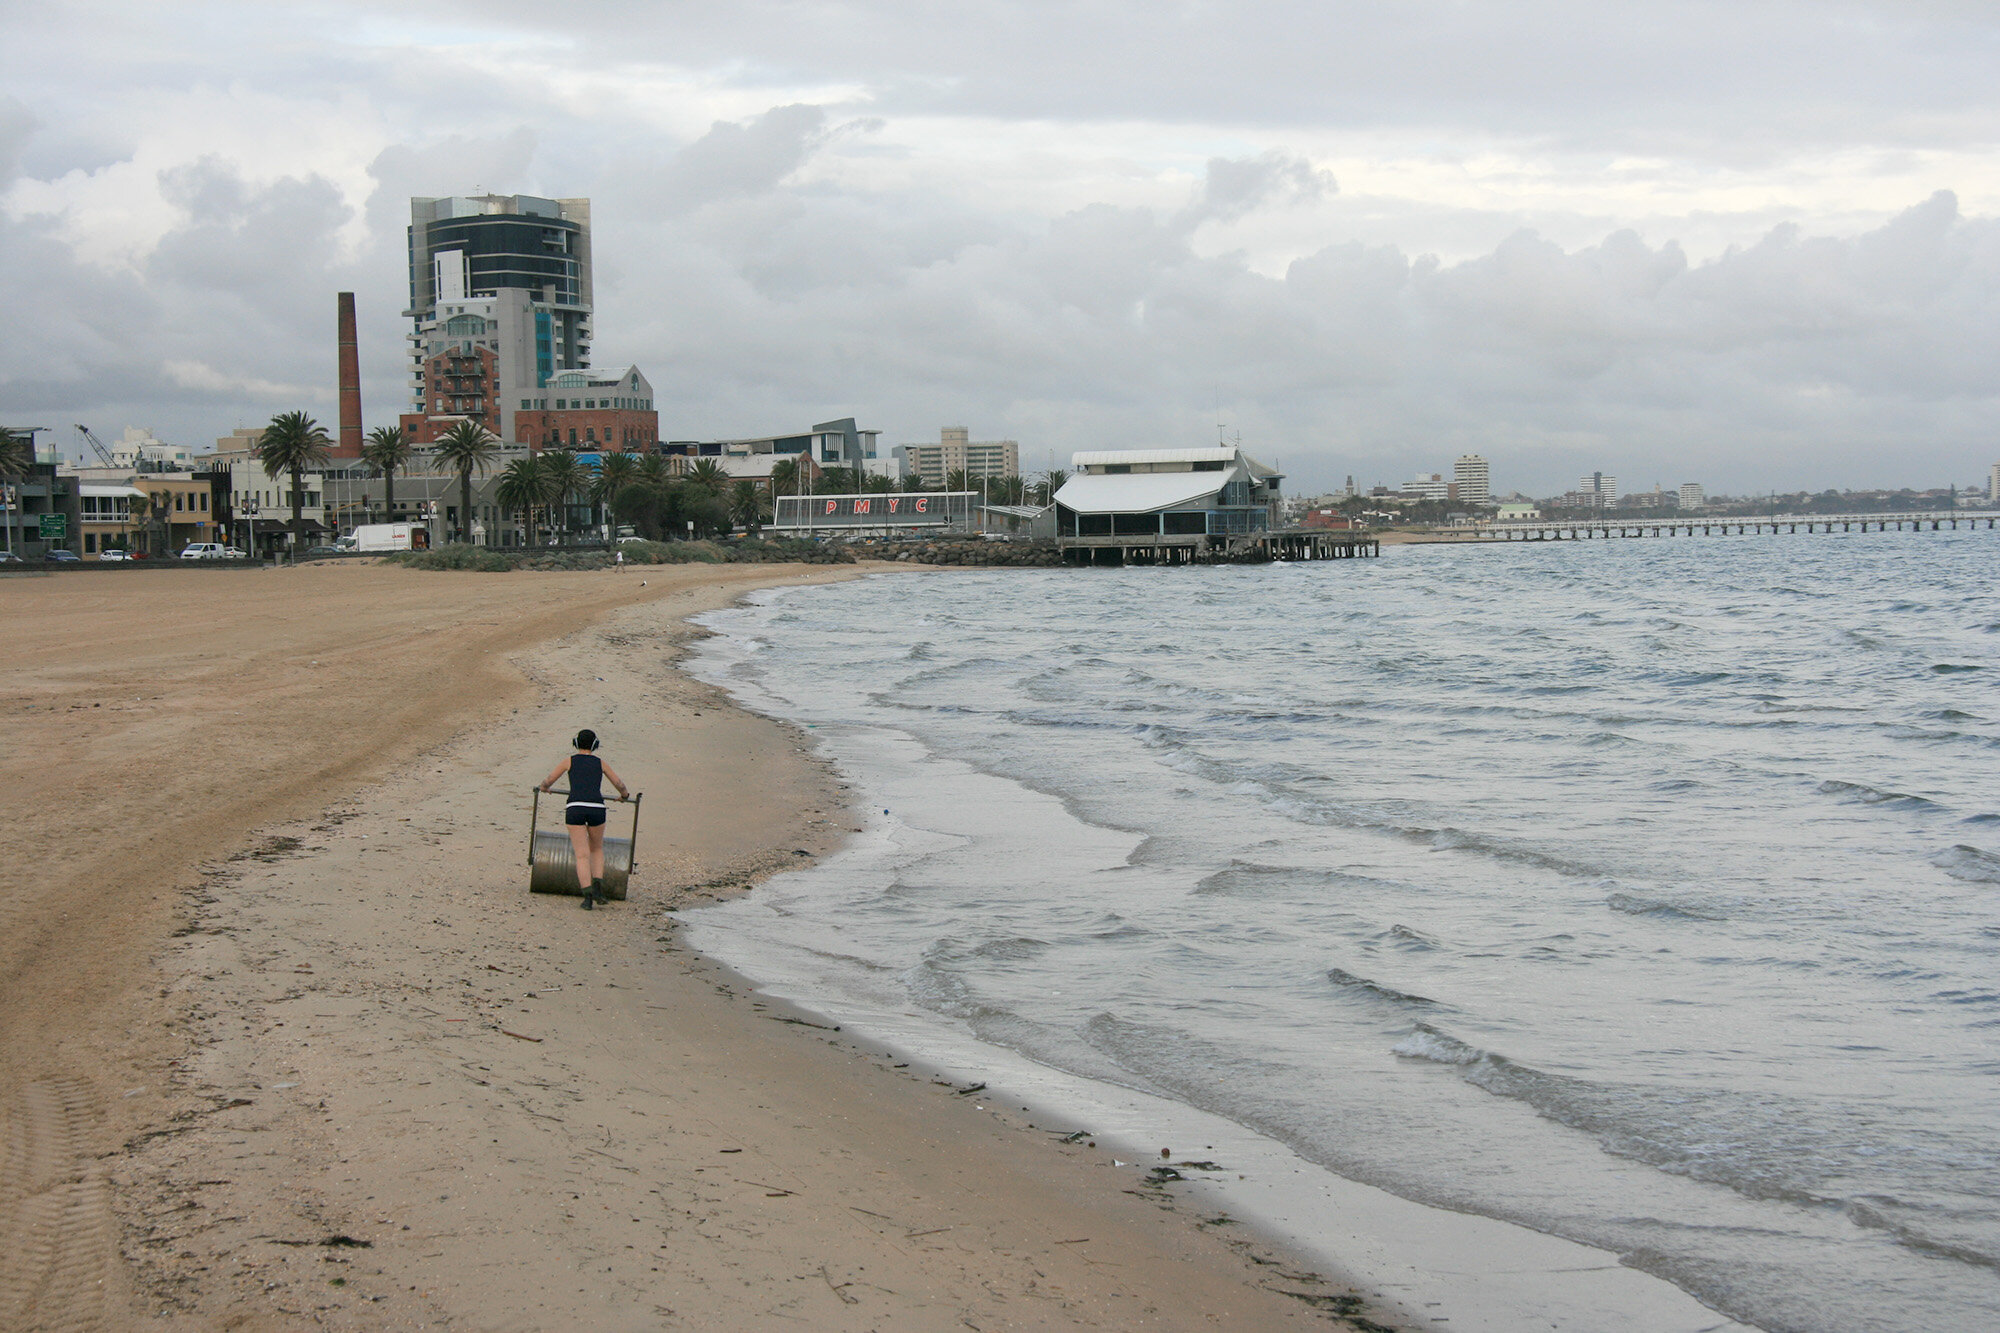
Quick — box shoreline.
[679,578,1760,1333]
[2,563,1397,1330]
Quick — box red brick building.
[401,358,660,452]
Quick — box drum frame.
[528,787,643,900]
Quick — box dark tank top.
[567,754,604,806]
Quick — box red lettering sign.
[914,497,928,513]
[888,497,900,513]
[825,500,838,514]
[854,498,871,514]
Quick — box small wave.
[1815,779,1944,812]
[1327,967,1436,1007]
[905,641,937,661]
[1931,663,1984,673]
[1844,1200,2000,1274]
[1383,924,1440,951]
[1932,845,2000,885]
[1391,1022,1480,1064]
[968,936,1051,962]
[1194,861,1400,897]
[1607,891,1726,922]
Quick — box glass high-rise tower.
[405,195,593,414]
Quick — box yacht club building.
[1051,447,1283,539]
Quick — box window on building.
[85,533,96,553]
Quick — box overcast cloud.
[6,0,2000,495]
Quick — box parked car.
[303,545,344,558]
[98,549,129,561]
[0,550,23,564]
[224,546,248,559]
[44,549,81,563]
[180,542,228,559]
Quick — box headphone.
[574,729,599,751]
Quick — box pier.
[1470,511,2000,542]
[1059,529,1379,566]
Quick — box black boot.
[580,883,595,910]
[590,878,606,905]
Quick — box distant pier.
[1470,511,2000,542]
[1059,530,1379,566]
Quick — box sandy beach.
[0,561,1395,1331]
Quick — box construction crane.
[74,424,115,467]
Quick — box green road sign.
[38,513,67,540]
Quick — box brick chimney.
[335,291,363,458]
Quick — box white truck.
[341,523,431,553]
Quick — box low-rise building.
[1,462,82,557]
[1052,446,1282,539]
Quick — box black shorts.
[565,804,607,827]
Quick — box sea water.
[683,531,2000,1332]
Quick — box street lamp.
[242,498,259,561]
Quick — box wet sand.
[0,562,1395,1331]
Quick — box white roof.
[1071,447,1238,468]
[81,484,147,498]
[712,454,811,479]
[1054,473,1228,514]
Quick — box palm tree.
[684,457,729,495]
[995,474,1026,505]
[730,479,766,535]
[594,451,638,506]
[256,410,332,541]
[863,471,894,493]
[636,453,671,488]
[431,418,499,542]
[1042,468,1070,504]
[496,456,549,547]
[361,425,412,522]
[945,468,972,495]
[540,450,588,540]
[768,456,800,499]
[0,426,30,478]
[0,428,29,555]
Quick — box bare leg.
[586,824,608,885]
[567,824,593,893]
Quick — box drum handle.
[528,787,541,864]
[628,792,643,870]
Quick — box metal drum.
[527,788,642,900]
[529,829,633,899]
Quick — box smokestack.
[336,291,363,459]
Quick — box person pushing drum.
[540,729,630,910]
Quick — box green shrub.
[388,543,519,572]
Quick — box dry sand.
[1,562,1398,1331]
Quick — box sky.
[5,1,2000,497]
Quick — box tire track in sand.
[0,1078,116,1332]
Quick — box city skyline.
[7,4,2000,496]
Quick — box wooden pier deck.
[1469,511,2000,542]
[1059,530,1380,566]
